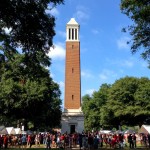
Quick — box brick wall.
[64,41,81,109]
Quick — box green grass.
[5,147,150,150]
[4,147,149,150]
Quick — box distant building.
[61,18,84,134]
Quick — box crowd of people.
[0,131,150,149]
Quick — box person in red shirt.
[60,134,65,148]
[3,135,8,149]
[111,134,117,148]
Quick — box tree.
[82,94,92,131]
[0,53,62,130]
[134,77,150,126]
[0,0,64,66]
[82,84,111,131]
[105,76,150,127]
[82,77,150,130]
[0,0,64,129]
[120,0,150,66]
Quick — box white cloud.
[106,57,134,68]
[81,70,93,78]
[85,89,96,96]
[51,7,59,16]
[58,81,64,89]
[141,61,148,68]
[119,69,124,74]
[45,66,49,70]
[121,60,134,67]
[99,69,117,81]
[58,81,65,102]
[74,6,89,23]
[2,27,12,34]
[92,29,99,35]
[99,74,108,80]
[53,80,64,89]
[48,43,65,60]
[46,7,59,16]
[117,36,130,50]
[53,80,64,100]
[50,73,55,78]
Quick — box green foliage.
[0,53,62,129]
[0,0,64,129]
[0,0,64,66]
[107,77,150,126]
[82,77,150,130]
[82,84,111,131]
[120,0,150,67]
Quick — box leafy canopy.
[0,0,64,66]
[120,0,150,67]
[82,77,150,130]
[0,0,64,130]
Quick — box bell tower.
[61,18,84,134]
[65,18,81,110]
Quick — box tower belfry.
[61,18,84,134]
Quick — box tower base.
[61,108,84,134]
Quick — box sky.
[47,0,150,104]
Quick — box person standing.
[35,134,40,147]
[29,135,34,148]
[93,135,99,150]
[21,135,27,150]
[0,135,3,149]
[147,133,150,148]
[46,135,51,149]
[18,135,22,149]
[27,135,31,147]
[3,135,8,149]
[88,134,94,150]
[143,134,147,147]
[56,134,61,148]
[78,134,83,150]
[128,134,133,149]
[132,133,137,148]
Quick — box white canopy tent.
[99,130,112,134]
[21,131,27,134]
[138,125,150,134]
[6,127,16,135]
[21,130,33,135]
[0,126,8,135]
[124,129,136,134]
[14,128,22,134]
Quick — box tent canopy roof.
[6,127,16,134]
[139,125,150,134]
[0,126,8,135]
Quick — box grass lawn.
[5,147,150,150]
[4,147,149,150]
